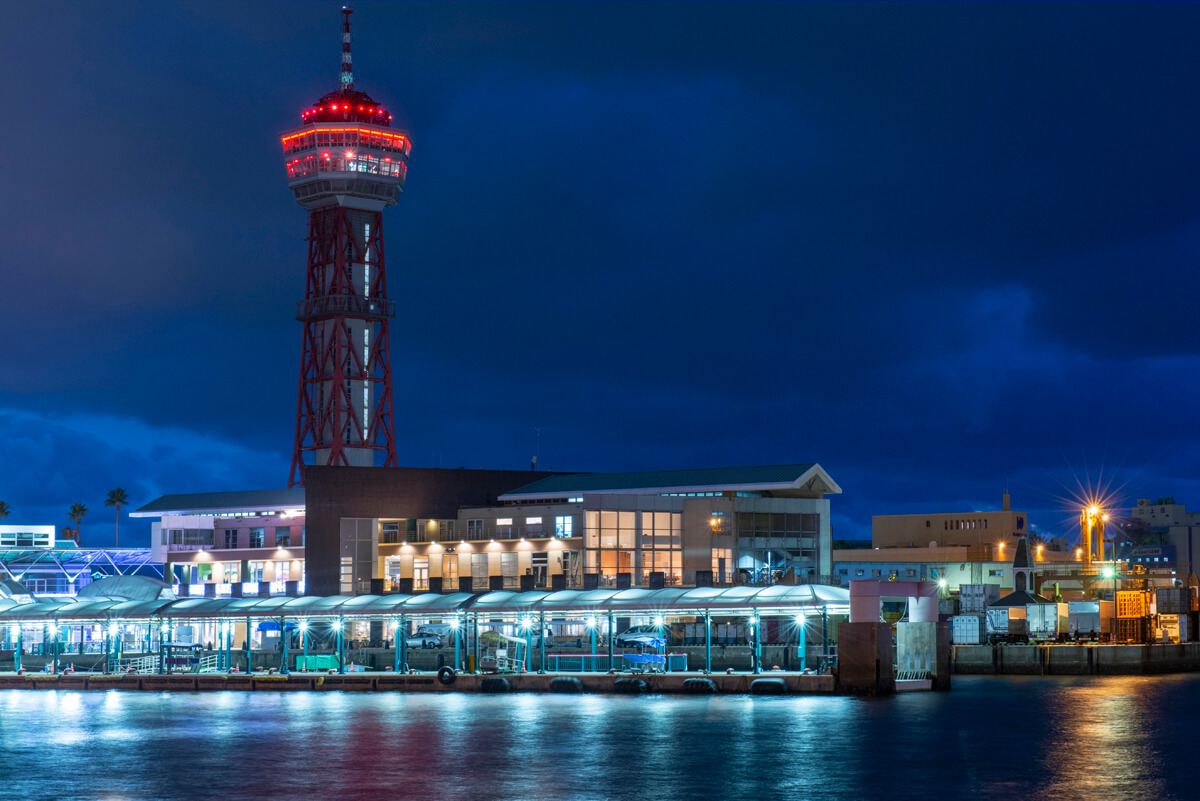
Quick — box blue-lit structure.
[0,583,848,676]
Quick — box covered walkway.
[0,584,849,677]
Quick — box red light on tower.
[279,6,408,486]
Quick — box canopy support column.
[399,614,407,672]
[704,610,712,674]
[392,617,400,672]
[158,619,166,675]
[14,626,21,672]
[454,615,462,673]
[280,616,289,675]
[539,611,546,674]
[799,613,807,671]
[822,607,829,660]
[590,620,597,672]
[472,613,479,674]
[337,616,345,674]
[752,615,762,675]
[607,611,614,672]
[245,615,252,673]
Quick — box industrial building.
[133,463,841,598]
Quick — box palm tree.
[67,503,88,544]
[105,489,130,548]
[0,501,10,523]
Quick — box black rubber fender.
[549,676,584,693]
[750,678,787,695]
[612,677,648,694]
[480,677,511,693]
[682,677,718,694]
[437,666,456,685]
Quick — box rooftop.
[500,463,840,500]
[132,488,305,518]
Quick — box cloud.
[0,408,289,548]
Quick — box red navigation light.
[322,152,330,157]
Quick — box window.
[276,561,291,581]
[988,569,1003,577]
[381,522,400,544]
[525,517,543,536]
[906,569,916,577]
[555,515,573,538]
[249,528,264,548]
[855,569,864,576]
[275,527,291,548]
[249,561,265,582]
[496,518,513,538]
[224,530,237,549]
[467,519,484,540]
[871,569,881,577]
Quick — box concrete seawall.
[0,671,835,695]
[954,643,1200,675]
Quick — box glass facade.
[584,510,681,585]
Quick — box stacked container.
[960,584,1001,613]
[1116,591,1148,619]
[1114,617,1148,643]
[1026,603,1069,641]
[950,614,986,645]
[1156,587,1190,615]
[1067,600,1113,640]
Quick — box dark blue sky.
[3,2,1199,546]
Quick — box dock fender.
[437,666,457,685]
[549,676,584,694]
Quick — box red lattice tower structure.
[282,8,408,487]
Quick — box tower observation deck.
[282,8,408,487]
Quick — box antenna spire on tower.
[340,7,354,90]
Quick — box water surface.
[0,675,1192,801]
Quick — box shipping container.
[1156,588,1191,616]
[1116,591,1148,619]
[1113,617,1148,643]
[1067,600,1114,639]
[960,584,1001,613]
[950,614,986,645]
[939,597,960,616]
[986,608,1028,642]
[1159,614,1180,643]
[1026,603,1069,640]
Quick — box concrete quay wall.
[0,671,835,695]
[953,643,1200,676]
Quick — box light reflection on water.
[0,676,1196,801]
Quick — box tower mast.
[281,8,409,486]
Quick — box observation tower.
[281,8,409,487]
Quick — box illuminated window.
[249,529,264,548]
[555,516,573,538]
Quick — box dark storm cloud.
[2,2,1199,544]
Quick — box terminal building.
[0,525,162,598]
[132,463,841,597]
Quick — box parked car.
[405,633,445,649]
[616,624,663,648]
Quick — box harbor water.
[0,674,1196,801]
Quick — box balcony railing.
[296,295,396,322]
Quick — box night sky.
[3,2,1199,547]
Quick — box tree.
[67,503,88,544]
[105,489,130,548]
[0,501,9,523]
